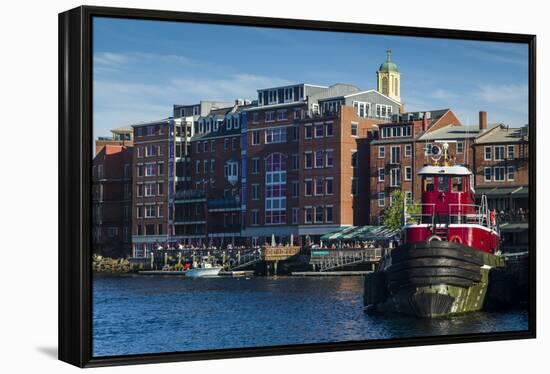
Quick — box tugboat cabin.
[402,163,500,254]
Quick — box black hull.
[364,241,504,318]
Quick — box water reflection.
[93,275,528,357]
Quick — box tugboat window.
[437,176,449,192]
[424,176,435,192]
[452,177,463,192]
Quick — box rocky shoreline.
[93,255,131,273]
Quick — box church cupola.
[377,49,401,103]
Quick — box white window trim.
[325,177,334,195]
[484,146,492,161]
[378,192,385,207]
[404,166,412,181]
[484,167,492,182]
[378,168,385,182]
[507,166,515,181]
[494,166,506,182]
[378,146,385,159]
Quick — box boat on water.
[364,142,505,318]
[185,257,222,278]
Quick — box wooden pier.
[309,248,384,272]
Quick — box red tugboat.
[364,142,505,317]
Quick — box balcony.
[207,196,241,212]
[174,189,206,203]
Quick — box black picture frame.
[59,5,536,368]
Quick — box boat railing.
[403,203,435,226]
[448,203,487,226]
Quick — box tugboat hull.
[364,241,504,318]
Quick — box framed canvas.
[59,5,536,368]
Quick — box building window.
[136,165,143,177]
[305,124,312,139]
[326,206,334,223]
[265,127,287,144]
[268,90,277,104]
[252,131,260,145]
[457,141,464,154]
[304,152,313,169]
[325,122,333,137]
[494,146,505,161]
[136,206,142,219]
[292,180,299,198]
[195,160,200,174]
[144,204,155,218]
[351,122,358,136]
[484,167,492,181]
[291,126,299,141]
[378,146,385,158]
[376,104,392,118]
[252,158,260,174]
[265,153,287,225]
[351,178,358,196]
[494,166,505,181]
[292,207,299,224]
[224,138,229,150]
[294,109,302,120]
[304,179,313,196]
[378,168,385,182]
[232,137,237,150]
[210,159,215,173]
[484,146,492,161]
[292,154,299,170]
[251,184,259,200]
[378,192,385,207]
[314,206,324,223]
[136,185,143,197]
[390,168,401,187]
[277,110,287,121]
[203,160,209,173]
[315,151,324,168]
[157,182,164,195]
[390,146,400,164]
[508,145,515,159]
[405,166,412,181]
[326,150,334,167]
[211,140,216,152]
[157,205,163,217]
[351,151,358,168]
[266,111,275,122]
[145,163,155,176]
[252,210,259,225]
[315,123,323,138]
[405,144,412,157]
[315,177,324,196]
[507,166,515,181]
[144,183,156,197]
[326,178,334,195]
[353,101,370,118]
[252,112,259,124]
[304,207,313,224]
[157,163,164,176]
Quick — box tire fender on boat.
[449,235,462,244]
[428,235,442,241]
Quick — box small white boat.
[185,259,222,278]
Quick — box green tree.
[382,190,420,230]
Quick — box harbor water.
[93,274,528,357]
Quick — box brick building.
[131,119,173,257]
[92,143,133,257]
[368,109,462,223]
[95,125,133,155]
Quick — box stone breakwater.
[93,255,131,273]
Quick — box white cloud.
[93,73,293,136]
[475,83,528,112]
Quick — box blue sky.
[93,17,528,137]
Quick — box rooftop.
[475,124,529,144]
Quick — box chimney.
[479,111,487,131]
[422,113,429,131]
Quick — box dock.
[292,271,373,276]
